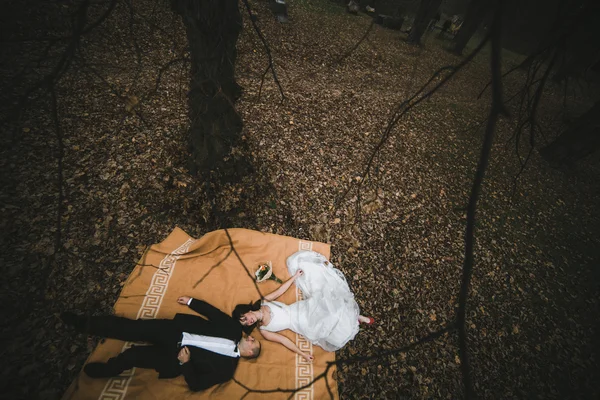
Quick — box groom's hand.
[178,347,191,363]
[177,296,192,305]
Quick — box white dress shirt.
[181,333,240,358]
[182,298,240,358]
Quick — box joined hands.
[178,346,191,364]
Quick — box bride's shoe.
[359,316,375,325]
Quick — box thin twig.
[240,0,285,103]
[124,0,144,92]
[335,323,456,366]
[1,0,92,136]
[233,323,455,395]
[509,50,558,198]
[192,248,234,288]
[333,19,375,65]
[144,56,189,101]
[223,228,265,300]
[334,33,491,213]
[477,0,592,99]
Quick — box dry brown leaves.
[0,0,599,399]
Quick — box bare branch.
[223,228,266,300]
[333,19,375,65]
[334,33,492,213]
[335,323,456,366]
[457,6,505,399]
[143,56,190,101]
[192,248,234,288]
[240,0,285,103]
[233,323,455,396]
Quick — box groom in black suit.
[62,296,260,392]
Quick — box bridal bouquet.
[255,261,283,284]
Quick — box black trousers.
[88,316,182,377]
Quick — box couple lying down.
[61,250,372,391]
[233,250,374,362]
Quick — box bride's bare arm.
[260,330,314,362]
[264,270,303,301]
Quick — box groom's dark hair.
[232,300,262,334]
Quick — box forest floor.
[1,0,599,399]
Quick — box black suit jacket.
[169,299,244,392]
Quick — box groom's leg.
[84,345,178,378]
[89,316,180,344]
[62,312,179,344]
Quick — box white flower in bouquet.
[255,261,283,283]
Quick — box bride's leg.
[358,315,375,324]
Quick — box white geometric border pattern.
[97,238,195,400]
[295,240,314,400]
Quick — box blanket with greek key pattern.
[62,227,338,400]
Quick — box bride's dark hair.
[232,300,262,334]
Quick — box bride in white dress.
[233,251,373,362]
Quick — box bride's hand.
[295,269,304,278]
[302,353,314,363]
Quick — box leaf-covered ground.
[1,1,598,399]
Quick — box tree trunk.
[540,101,600,166]
[452,0,491,55]
[171,0,244,175]
[407,0,442,45]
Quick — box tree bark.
[452,0,491,55]
[540,100,600,166]
[171,0,244,175]
[407,0,442,45]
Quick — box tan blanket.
[62,227,338,400]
